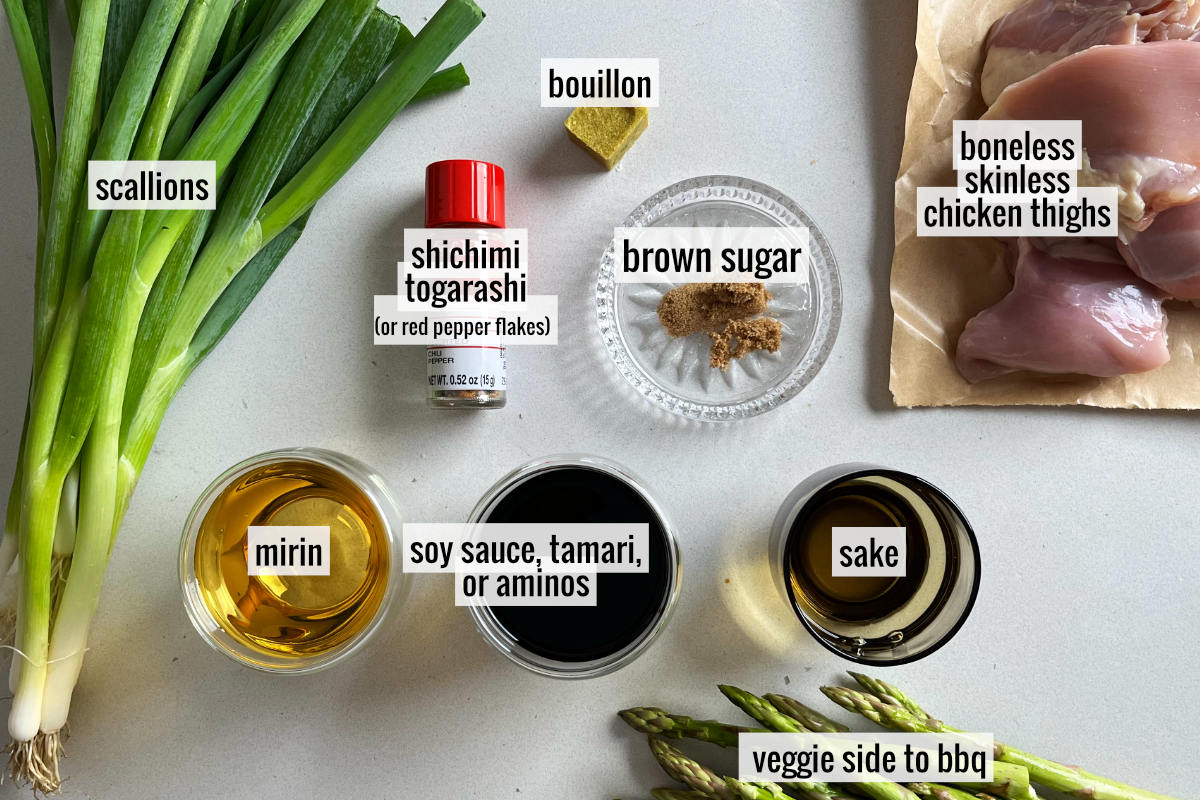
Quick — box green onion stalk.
[0,0,55,586]
[8,0,117,774]
[0,0,482,791]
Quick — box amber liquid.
[786,478,931,624]
[193,460,389,659]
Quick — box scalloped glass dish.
[596,176,842,421]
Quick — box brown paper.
[888,0,1200,409]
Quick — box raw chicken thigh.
[955,239,1169,382]
[1119,202,1200,299]
[952,9,1199,384]
[984,40,1200,229]
[982,0,1200,104]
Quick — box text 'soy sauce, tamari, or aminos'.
[468,456,681,676]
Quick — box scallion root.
[5,729,65,795]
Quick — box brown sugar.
[656,282,784,371]
[656,282,770,337]
[709,318,783,371]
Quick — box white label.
[920,120,1117,237]
[954,123,1080,204]
[427,346,507,392]
[953,120,1081,169]
[399,228,530,315]
[831,527,906,577]
[614,227,810,284]
[374,227,558,347]
[956,165,1079,204]
[402,523,649,574]
[739,732,994,783]
[246,526,330,576]
[88,160,216,210]
[402,228,527,274]
[396,261,530,314]
[373,295,558,345]
[455,573,597,606]
[541,58,659,107]
[403,522,649,608]
[916,186,1118,237]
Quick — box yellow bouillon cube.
[565,106,649,170]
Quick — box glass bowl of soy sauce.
[466,455,682,678]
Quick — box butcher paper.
[889,0,1200,409]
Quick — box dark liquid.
[786,478,930,623]
[483,467,672,663]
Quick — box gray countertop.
[0,1,1195,797]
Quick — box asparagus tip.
[618,707,658,734]
[820,686,850,707]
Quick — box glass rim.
[595,174,843,422]
[178,447,403,675]
[778,465,981,666]
[465,454,683,679]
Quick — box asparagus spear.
[821,687,1034,800]
[765,694,851,733]
[644,733,853,800]
[907,783,995,800]
[826,684,1181,800]
[623,707,863,800]
[848,673,931,720]
[648,736,736,800]
[726,778,801,800]
[821,687,942,735]
[780,781,864,800]
[873,681,1180,800]
[727,776,864,800]
[991,742,1178,800]
[718,686,920,800]
[653,791,715,800]
[718,686,810,736]
[621,708,758,748]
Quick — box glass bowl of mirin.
[596,176,841,421]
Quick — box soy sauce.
[482,466,672,663]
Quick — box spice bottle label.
[427,346,507,392]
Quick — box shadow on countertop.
[860,1,919,413]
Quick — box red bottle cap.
[425,159,506,228]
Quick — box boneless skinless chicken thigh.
[1120,203,1200,299]
[984,40,1200,227]
[982,0,1200,106]
[955,240,1169,382]
[953,9,1200,383]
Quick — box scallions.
[0,0,482,791]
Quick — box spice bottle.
[424,159,508,409]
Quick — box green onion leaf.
[260,0,484,242]
[98,0,153,115]
[26,0,110,374]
